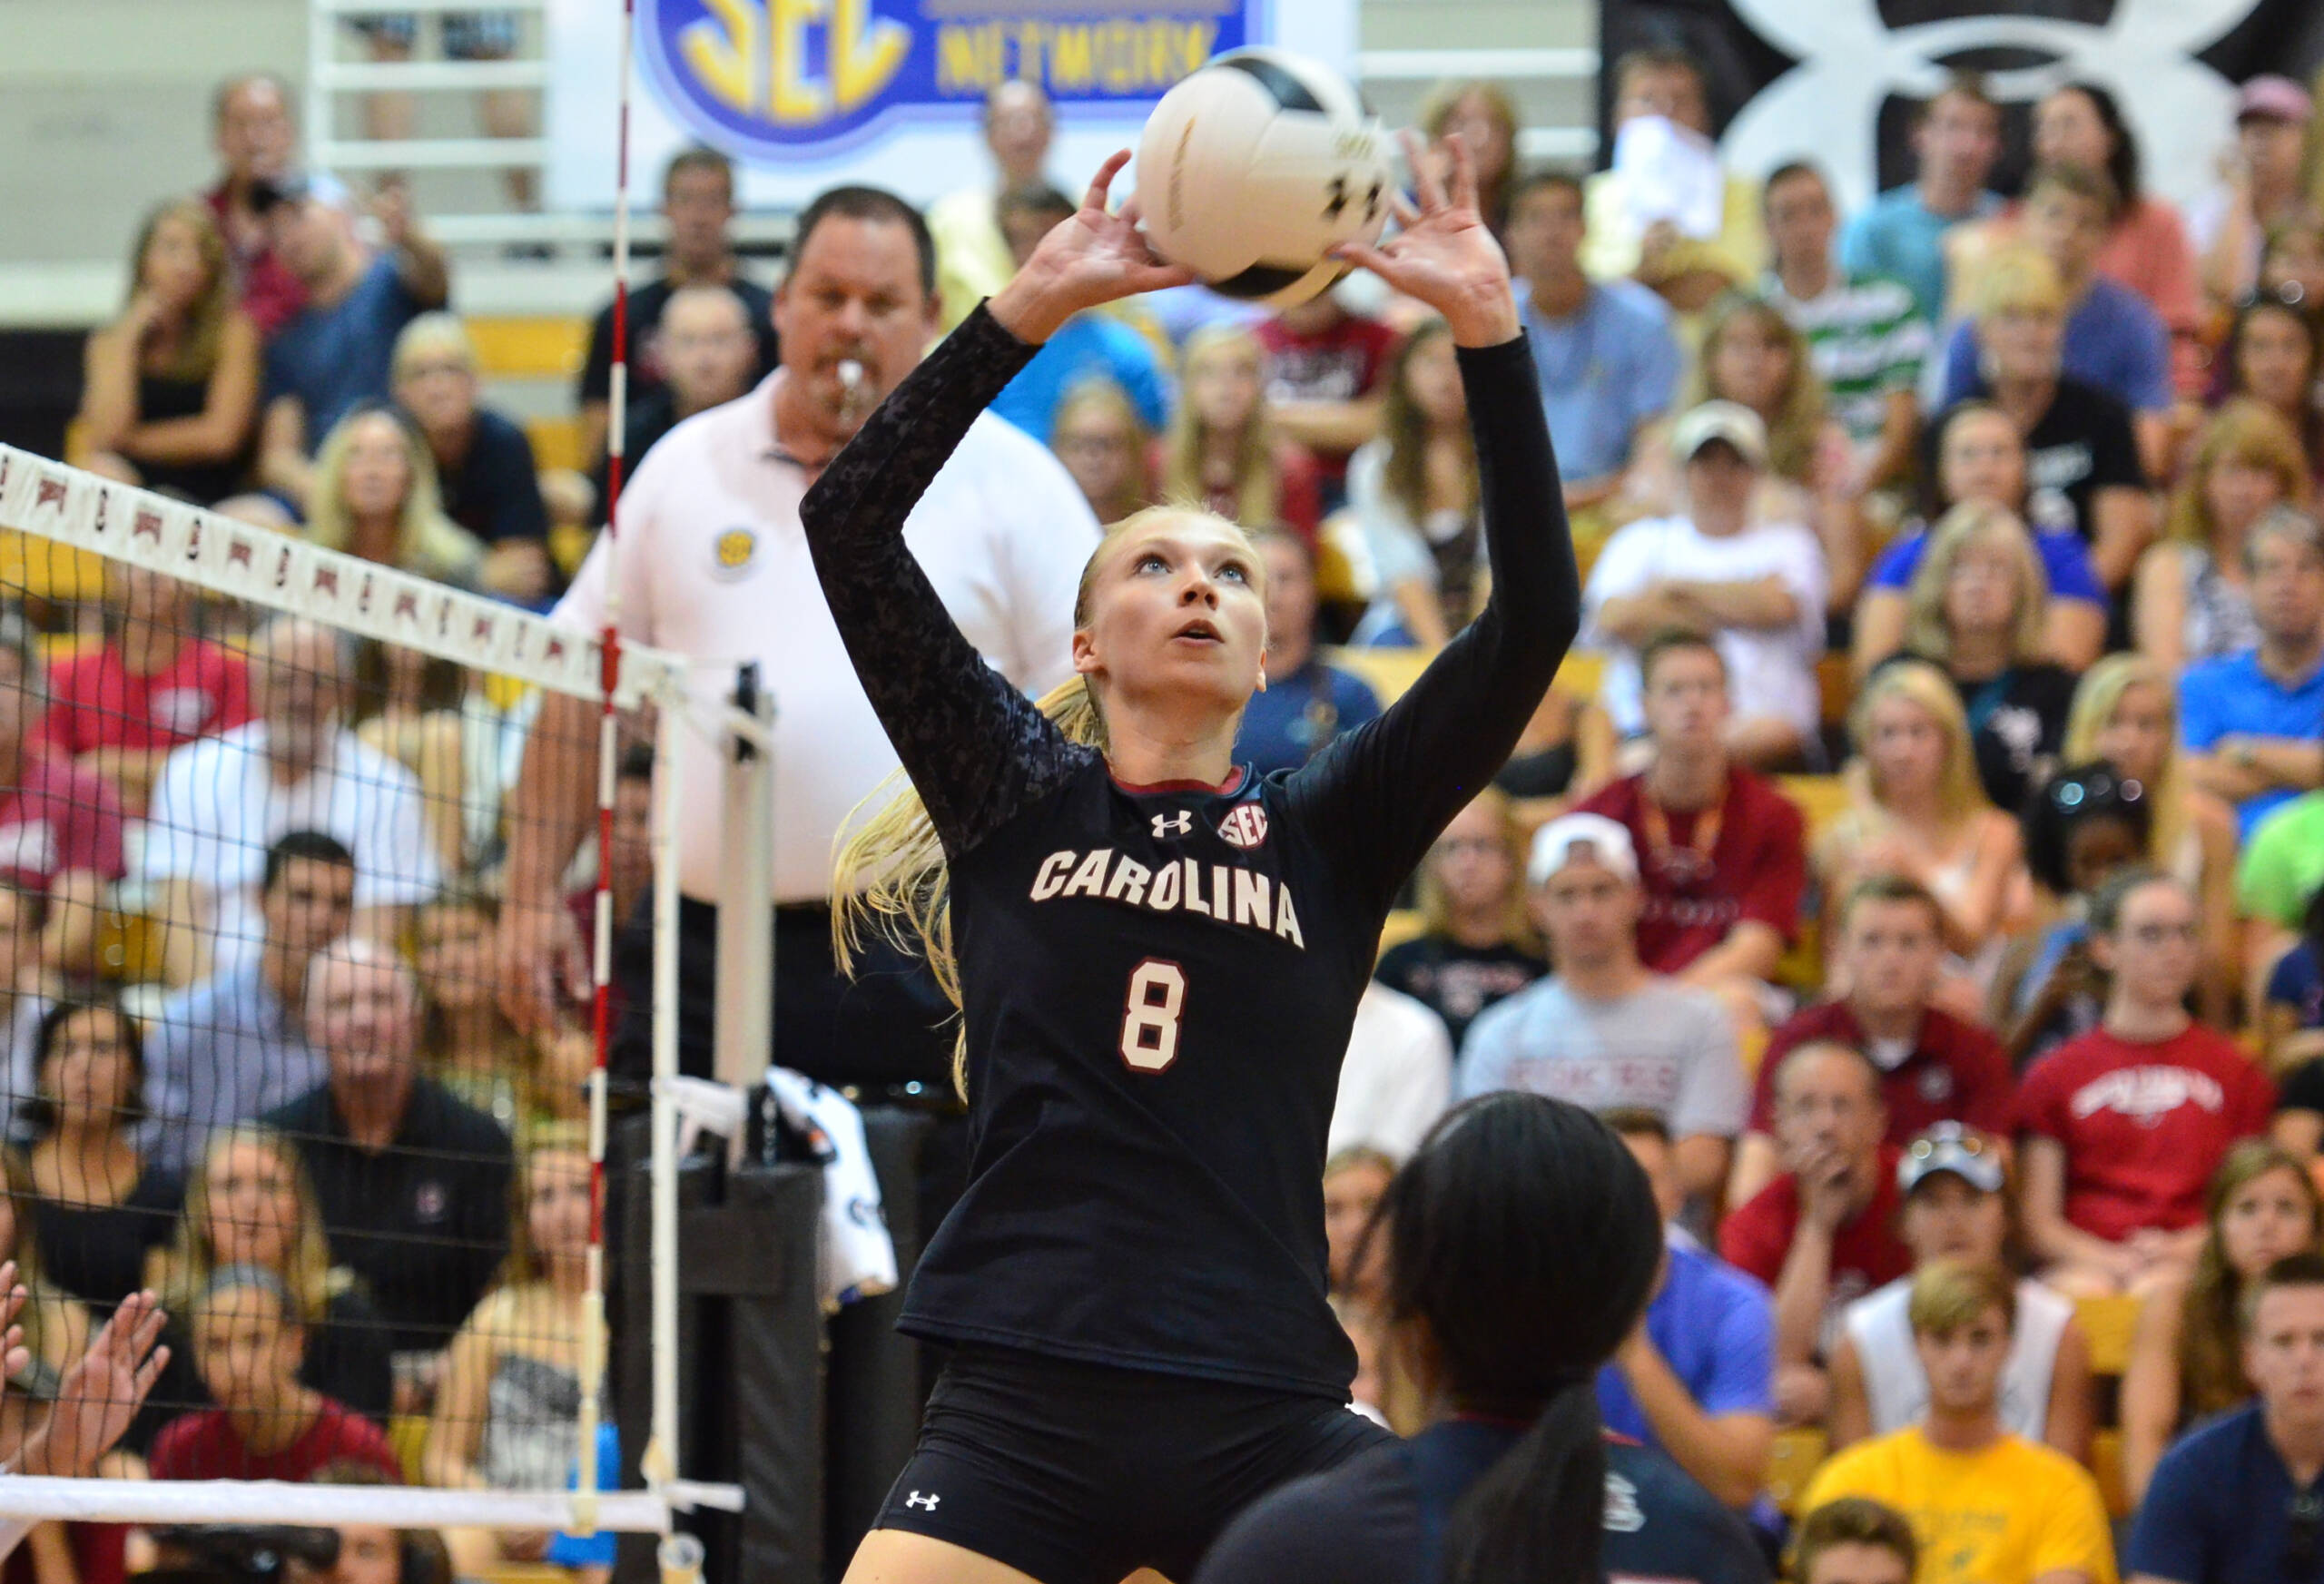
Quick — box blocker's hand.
[1336,131,1519,349]
[24,1290,169,1479]
[989,150,1194,345]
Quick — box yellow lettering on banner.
[1147,21,1175,85]
[1098,20,1133,91]
[937,23,1002,93]
[680,0,763,115]
[771,0,832,123]
[832,0,911,111]
[1175,20,1215,78]
[1049,25,1092,91]
[685,5,1221,123]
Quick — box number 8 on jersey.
[1120,959,1187,1073]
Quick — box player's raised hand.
[989,150,1196,345]
[1335,131,1519,349]
[26,1289,169,1478]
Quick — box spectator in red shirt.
[1256,289,1398,506]
[1576,631,1807,1029]
[149,1264,402,1483]
[1720,1041,1913,1425]
[0,613,126,979]
[42,559,251,818]
[2017,866,2277,1297]
[1729,874,2014,1205]
[202,74,316,339]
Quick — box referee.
[500,183,1094,1176]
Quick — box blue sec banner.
[546,0,1350,208]
[639,0,1260,159]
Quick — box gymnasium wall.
[0,0,1596,279]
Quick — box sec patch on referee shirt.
[711,526,758,581]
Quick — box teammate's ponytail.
[1379,1094,1662,1584]
[832,503,1251,1099]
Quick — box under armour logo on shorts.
[1151,812,1194,840]
[905,1491,940,1510]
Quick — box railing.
[305,0,552,206]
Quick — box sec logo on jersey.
[1217,804,1269,850]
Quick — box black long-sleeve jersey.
[801,302,1577,1397]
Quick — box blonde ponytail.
[832,675,1111,1099]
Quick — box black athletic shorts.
[872,1344,1392,1584]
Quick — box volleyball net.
[0,443,724,1547]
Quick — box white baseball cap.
[1669,399,1768,469]
[1526,813,1640,888]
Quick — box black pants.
[876,1345,1392,1584]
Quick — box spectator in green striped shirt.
[1761,162,1930,498]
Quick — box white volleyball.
[1136,47,1393,310]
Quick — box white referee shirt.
[556,368,1098,906]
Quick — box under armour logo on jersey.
[1151,812,1194,840]
[1217,804,1269,850]
[905,1491,940,1510]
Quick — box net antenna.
[0,448,737,1537]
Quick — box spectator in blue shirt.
[1502,171,1680,516]
[2125,1251,2324,1584]
[143,830,353,1175]
[1232,531,1378,776]
[1597,1109,1776,1510]
[1939,163,2172,478]
[1852,401,2109,678]
[985,183,1170,444]
[1839,73,2004,327]
[254,173,448,517]
[2182,508,2324,841]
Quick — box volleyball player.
[804,136,1575,1584]
[1196,1094,1666,1584]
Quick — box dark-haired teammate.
[1196,1095,1758,1584]
[805,138,1578,1584]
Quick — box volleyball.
[1136,47,1393,309]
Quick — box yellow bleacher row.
[469,316,591,474]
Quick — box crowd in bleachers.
[20,26,2324,1584]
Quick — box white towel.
[760,1068,899,1308]
[658,1072,899,1308]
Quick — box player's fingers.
[1128,261,1196,290]
[1388,189,1423,229]
[129,1294,168,1356]
[1118,192,1143,227]
[1332,241,1401,284]
[1400,129,1445,212]
[1444,131,1480,215]
[1083,149,1133,213]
